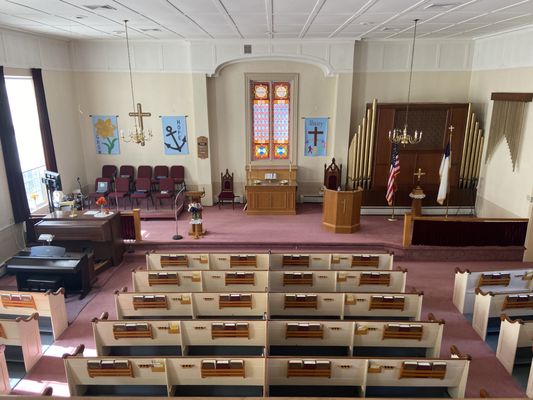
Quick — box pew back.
[453,268,533,314]
[0,289,67,340]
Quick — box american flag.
[386,143,400,206]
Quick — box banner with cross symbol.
[304,117,328,157]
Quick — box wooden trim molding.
[491,92,533,102]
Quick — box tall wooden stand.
[185,191,206,239]
[322,188,362,233]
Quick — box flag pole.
[445,127,453,218]
[388,196,398,222]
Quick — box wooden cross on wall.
[129,103,151,131]
[308,126,323,146]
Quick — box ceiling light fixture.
[120,20,152,147]
[388,19,423,146]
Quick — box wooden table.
[245,182,297,215]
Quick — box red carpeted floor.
[3,205,531,397]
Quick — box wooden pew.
[0,313,42,373]
[133,269,269,292]
[64,348,469,398]
[115,289,268,319]
[453,267,533,314]
[269,291,423,320]
[64,349,266,396]
[146,252,270,271]
[472,288,533,340]
[0,289,67,340]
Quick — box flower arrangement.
[188,202,202,223]
[95,196,107,207]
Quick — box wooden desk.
[245,182,297,215]
[35,211,124,266]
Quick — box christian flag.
[386,143,400,206]
[437,141,451,205]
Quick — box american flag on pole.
[386,143,400,206]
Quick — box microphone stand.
[76,177,84,211]
[172,187,185,240]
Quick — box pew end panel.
[496,315,522,375]
[0,345,9,394]
[0,313,42,372]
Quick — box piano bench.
[26,275,63,292]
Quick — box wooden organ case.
[348,102,483,207]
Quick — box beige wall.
[468,67,533,219]
[73,71,202,193]
[208,60,352,198]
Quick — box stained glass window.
[251,81,290,160]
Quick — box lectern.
[322,188,362,233]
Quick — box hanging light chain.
[404,18,419,130]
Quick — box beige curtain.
[486,100,527,171]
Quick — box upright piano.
[4,247,93,298]
[34,211,125,266]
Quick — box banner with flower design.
[92,115,120,155]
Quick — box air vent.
[141,28,162,32]
[244,44,252,54]
[83,4,117,10]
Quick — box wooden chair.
[324,158,342,190]
[218,169,238,209]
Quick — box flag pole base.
[387,217,398,222]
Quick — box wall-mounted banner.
[162,116,189,155]
[304,117,328,157]
[92,115,120,155]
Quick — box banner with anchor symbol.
[161,116,189,155]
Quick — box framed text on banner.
[161,116,189,155]
[304,117,328,157]
[92,115,120,155]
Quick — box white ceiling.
[0,0,532,41]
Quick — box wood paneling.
[364,103,472,207]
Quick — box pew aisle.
[1,254,531,397]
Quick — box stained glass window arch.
[251,80,291,161]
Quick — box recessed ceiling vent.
[83,4,117,10]
[244,44,252,54]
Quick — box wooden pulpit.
[185,190,206,238]
[322,188,362,233]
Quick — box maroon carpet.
[3,205,531,397]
